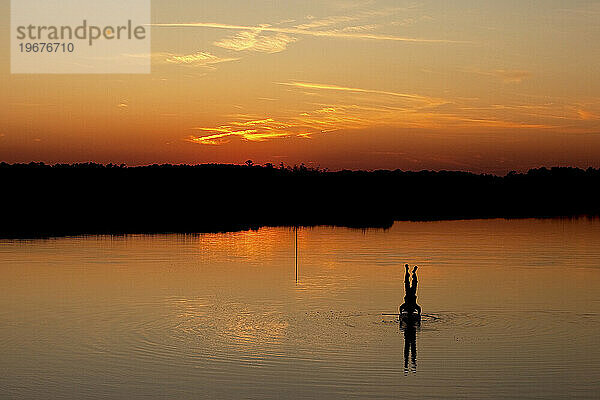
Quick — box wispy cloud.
[215,30,297,53]
[555,3,600,17]
[462,68,532,83]
[188,118,301,145]
[490,70,532,83]
[276,81,447,105]
[577,109,600,121]
[163,51,239,66]
[295,15,358,30]
[391,15,435,27]
[186,74,592,146]
[153,22,468,44]
[339,24,378,32]
[232,118,276,126]
[186,96,573,146]
[188,129,258,145]
[126,51,238,67]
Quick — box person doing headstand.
[400,264,421,316]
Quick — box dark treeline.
[1,161,599,237]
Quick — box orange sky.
[1,0,600,173]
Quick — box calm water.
[1,219,600,399]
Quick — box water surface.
[1,219,600,399]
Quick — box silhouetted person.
[400,264,421,316]
[399,266,421,374]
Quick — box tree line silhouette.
[1,162,599,237]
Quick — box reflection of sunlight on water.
[227,317,289,345]
[169,298,290,353]
[170,297,211,317]
[184,228,296,263]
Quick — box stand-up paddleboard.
[382,311,421,321]
[382,305,421,322]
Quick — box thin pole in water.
[295,226,298,283]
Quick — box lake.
[1,218,599,399]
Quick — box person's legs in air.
[404,264,410,295]
[410,265,418,296]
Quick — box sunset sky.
[1,0,600,173]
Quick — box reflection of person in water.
[400,264,421,316]
[401,318,418,374]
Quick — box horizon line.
[2,161,598,176]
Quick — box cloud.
[295,15,358,30]
[462,68,532,83]
[187,129,258,145]
[577,110,600,120]
[490,70,532,83]
[126,51,238,68]
[163,51,239,66]
[153,22,468,44]
[314,107,338,113]
[231,118,276,126]
[339,25,378,32]
[391,15,435,27]
[214,30,297,53]
[185,96,567,146]
[188,118,300,145]
[187,75,583,146]
[276,81,447,105]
